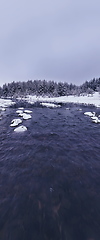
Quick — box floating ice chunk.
[14,125,27,132]
[16,110,23,114]
[1,108,6,111]
[22,113,32,120]
[18,112,32,119]
[40,102,60,108]
[66,108,70,110]
[91,116,98,120]
[92,118,100,123]
[84,112,94,117]
[18,113,24,117]
[24,110,32,113]
[18,107,24,110]
[10,118,22,127]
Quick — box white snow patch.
[14,125,27,132]
[18,107,24,110]
[23,92,100,108]
[10,118,22,127]
[0,98,15,108]
[19,113,32,120]
[84,111,100,124]
[92,118,100,123]
[40,102,60,108]
[91,116,98,120]
[0,107,6,111]
[24,110,32,113]
[84,112,94,117]
[18,113,24,117]
[16,110,23,114]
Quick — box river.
[0,102,100,240]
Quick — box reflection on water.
[0,103,100,240]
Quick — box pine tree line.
[0,78,100,98]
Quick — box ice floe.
[24,110,32,113]
[19,113,32,120]
[84,112,94,117]
[84,111,100,124]
[0,107,6,111]
[40,102,60,108]
[18,107,24,110]
[16,110,23,114]
[16,109,32,119]
[14,125,27,132]
[91,116,98,120]
[92,118,100,123]
[10,118,22,127]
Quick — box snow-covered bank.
[40,102,61,108]
[0,92,100,108]
[24,92,100,107]
[0,98,15,108]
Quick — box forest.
[0,78,100,98]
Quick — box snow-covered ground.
[24,92,100,107]
[40,102,61,108]
[0,98,15,108]
[0,92,100,108]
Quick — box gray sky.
[0,0,100,87]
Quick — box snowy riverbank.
[24,92,100,107]
[0,98,15,109]
[0,92,100,108]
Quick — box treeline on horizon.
[0,78,100,98]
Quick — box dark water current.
[0,102,100,240]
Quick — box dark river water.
[0,102,100,240]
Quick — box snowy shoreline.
[0,92,100,108]
[0,98,15,109]
[24,92,100,108]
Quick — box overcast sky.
[0,0,100,86]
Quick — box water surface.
[0,103,100,240]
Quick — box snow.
[10,118,22,127]
[24,92,100,107]
[18,107,24,110]
[14,125,27,132]
[0,98,15,108]
[84,111,100,124]
[18,113,32,120]
[84,112,94,117]
[40,102,61,108]
[91,116,98,120]
[92,118,100,123]
[17,109,32,119]
[24,110,32,113]
[16,110,23,114]
[0,107,6,111]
